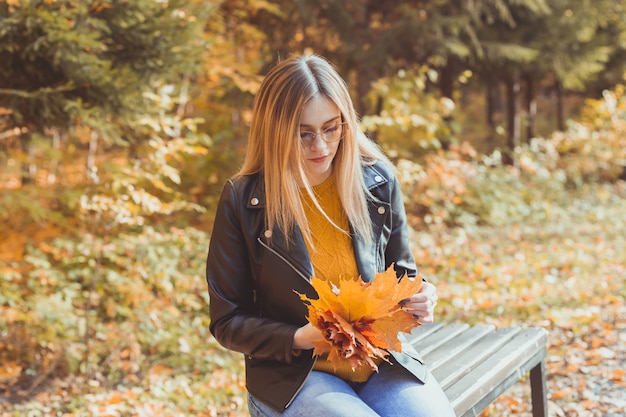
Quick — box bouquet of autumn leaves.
[297,265,423,372]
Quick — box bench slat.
[443,327,548,416]
[458,349,547,417]
[420,324,495,371]
[405,322,444,344]
[430,326,522,390]
[407,323,470,356]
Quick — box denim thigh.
[248,364,455,417]
[356,362,456,417]
[247,371,379,417]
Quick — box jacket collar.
[245,163,389,208]
[362,163,389,191]
[244,162,391,282]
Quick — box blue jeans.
[247,362,456,417]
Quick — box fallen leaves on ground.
[1,182,625,416]
[412,182,626,417]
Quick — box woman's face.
[299,95,342,186]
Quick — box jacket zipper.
[257,237,317,409]
[256,237,311,283]
[283,356,317,409]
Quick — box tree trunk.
[87,131,98,174]
[20,134,35,185]
[504,75,521,165]
[439,63,455,100]
[353,5,372,117]
[438,63,455,150]
[48,130,61,184]
[173,75,190,139]
[555,80,565,131]
[524,74,536,142]
[484,77,499,153]
[486,79,496,129]
[355,65,372,120]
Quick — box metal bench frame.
[407,323,548,417]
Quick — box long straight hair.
[238,54,390,245]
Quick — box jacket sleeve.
[206,180,301,364]
[385,169,419,280]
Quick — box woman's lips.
[309,155,328,163]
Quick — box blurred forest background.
[1,0,625,416]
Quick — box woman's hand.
[400,281,439,324]
[293,323,323,350]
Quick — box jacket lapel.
[246,177,314,283]
[353,164,390,282]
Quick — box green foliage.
[0,186,67,226]
[80,137,208,229]
[396,80,626,229]
[361,67,459,158]
[0,0,211,139]
[0,72,234,413]
[0,225,246,415]
[0,81,213,232]
[468,0,621,90]
[550,85,626,185]
[225,0,551,114]
[543,0,624,91]
[397,141,568,229]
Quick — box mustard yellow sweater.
[300,175,382,382]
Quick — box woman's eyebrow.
[299,116,342,129]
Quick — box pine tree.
[507,0,620,135]
[462,0,625,159]
[213,0,626,161]
[0,0,210,182]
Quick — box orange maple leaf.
[297,265,422,371]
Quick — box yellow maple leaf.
[297,264,423,371]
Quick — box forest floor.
[1,181,625,416]
[415,181,626,416]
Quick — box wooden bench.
[407,323,549,417]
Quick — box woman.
[206,54,455,417]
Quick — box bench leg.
[530,361,547,417]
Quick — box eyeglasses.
[299,122,347,148]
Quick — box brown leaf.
[297,265,422,371]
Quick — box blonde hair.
[238,54,390,245]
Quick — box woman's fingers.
[400,282,439,324]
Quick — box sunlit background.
[1,1,625,416]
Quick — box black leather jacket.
[206,160,428,411]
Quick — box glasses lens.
[300,132,316,144]
[323,124,342,141]
[300,123,344,147]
